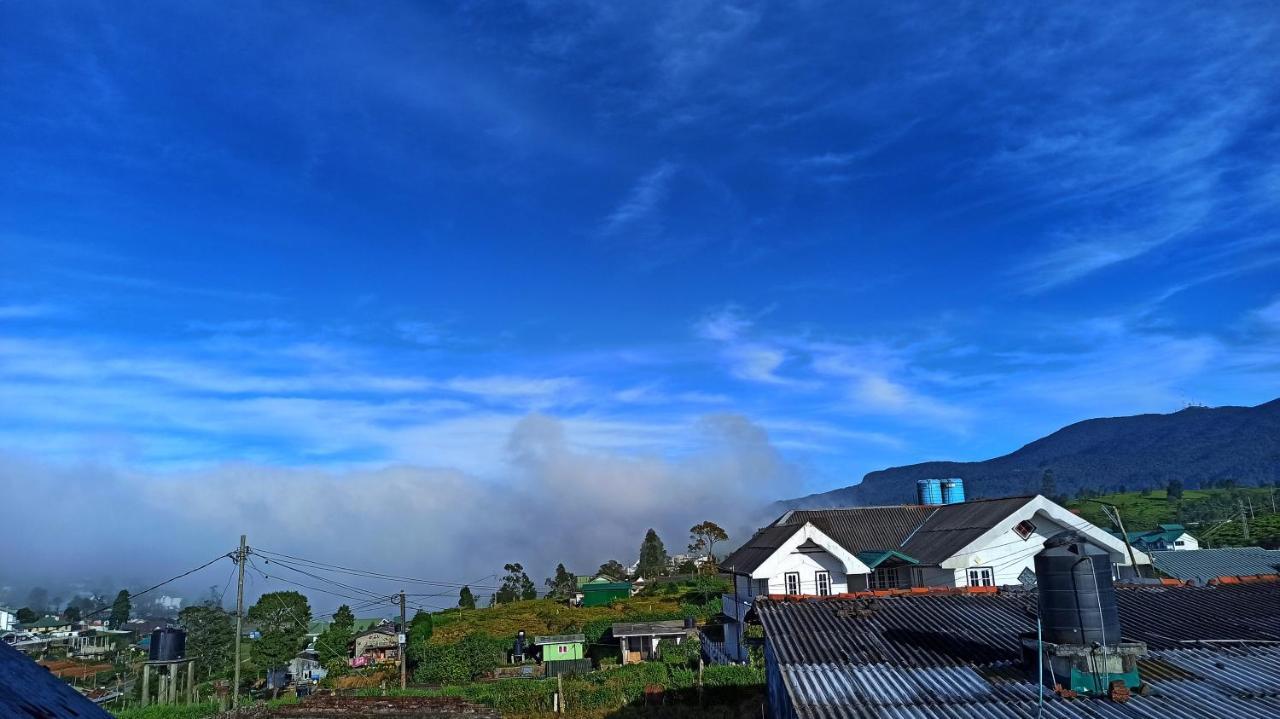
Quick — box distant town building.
[0,608,16,632]
[611,620,690,665]
[1150,547,1280,583]
[1117,523,1199,552]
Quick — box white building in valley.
[715,494,1149,663]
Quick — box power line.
[255,555,395,603]
[251,547,501,590]
[85,552,234,621]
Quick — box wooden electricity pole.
[233,534,246,709]
[399,590,407,690]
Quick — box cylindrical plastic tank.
[916,479,943,505]
[941,479,966,504]
[149,627,187,661]
[1034,532,1122,647]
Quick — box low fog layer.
[1,413,795,613]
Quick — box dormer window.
[1014,520,1037,540]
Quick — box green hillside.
[1066,486,1280,549]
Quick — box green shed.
[580,581,632,607]
[534,633,586,661]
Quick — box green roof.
[856,549,919,568]
[581,582,632,592]
[23,616,71,629]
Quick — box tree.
[688,521,729,572]
[458,586,476,610]
[496,563,535,603]
[26,587,48,613]
[637,528,669,579]
[179,604,235,679]
[545,564,576,601]
[1167,479,1184,501]
[109,590,131,629]
[409,610,433,647]
[16,607,37,624]
[1040,470,1057,501]
[246,591,311,674]
[316,604,355,665]
[64,606,81,622]
[597,560,627,580]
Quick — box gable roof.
[533,634,585,646]
[611,620,687,637]
[0,639,112,718]
[757,582,1280,718]
[724,496,1036,573]
[1151,547,1280,583]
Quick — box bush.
[412,632,507,684]
[702,663,764,687]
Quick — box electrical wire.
[254,555,395,603]
[83,552,235,620]
[251,547,502,590]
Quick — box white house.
[0,609,15,632]
[716,495,1150,663]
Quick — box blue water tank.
[916,479,943,505]
[941,479,965,504]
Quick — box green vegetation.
[246,590,311,674]
[1067,485,1280,549]
[637,529,669,578]
[112,695,299,719]
[497,563,538,603]
[110,590,131,630]
[545,563,577,600]
[371,644,762,718]
[458,585,476,609]
[178,604,235,682]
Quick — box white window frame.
[815,571,831,596]
[967,567,995,587]
[784,572,801,595]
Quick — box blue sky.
[2,2,1279,588]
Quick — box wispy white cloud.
[0,303,59,319]
[602,161,678,237]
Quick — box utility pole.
[1239,499,1250,541]
[233,534,246,709]
[1090,501,1144,579]
[399,590,407,690]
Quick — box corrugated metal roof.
[0,640,112,718]
[533,633,585,645]
[1151,548,1280,583]
[760,583,1280,718]
[722,523,805,573]
[725,497,1039,573]
[611,620,687,637]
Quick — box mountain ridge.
[786,398,1280,509]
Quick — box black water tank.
[149,628,186,661]
[1035,531,1122,647]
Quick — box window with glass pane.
[754,578,769,596]
[967,567,995,587]
[784,572,800,595]
[815,571,831,596]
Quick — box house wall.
[940,507,1130,587]
[0,611,14,632]
[1174,533,1199,551]
[541,642,584,661]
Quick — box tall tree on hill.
[109,590,131,629]
[545,564,577,600]
[316,604,355,665]
[179,604,235,680]
[1040,470,1057,501]
[1167,479,1184,501]
[637,528,669,578]
[688,521,729,572]
[16,607,37,624]
[598,560,627,580]
[458,585,476,610]
[246,591,311,678]
[496,563,536,603]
